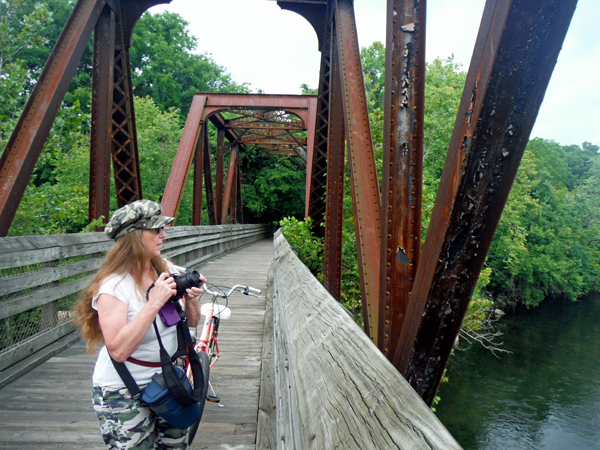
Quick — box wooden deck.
[0,239,273,450]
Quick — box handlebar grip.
[247,286,261,294]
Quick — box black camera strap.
[110,289,204,406]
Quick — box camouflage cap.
[104,200,174,240]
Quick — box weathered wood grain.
[257,264,276,450]
[272,230,462,449]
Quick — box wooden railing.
[0,224,271,388]
[268,230,462,449]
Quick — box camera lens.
[173,270,202,297]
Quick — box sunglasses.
[150,227,165,235]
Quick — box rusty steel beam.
[0,0,105,236]
[201,93,317,109]
[336,0,382,342]
[323,19,345,302]
[111,4,143,208]
[192,124,205,226]
[203,125,216,225]
[230,160,238,225]
[89,4,116,226]
[162,95,206,220]
[378,0,426,358]
[235,166,243,224]
[394,0,578,406]
[305,26,332,231]
[221,146,238,224]
[216,128,225,224]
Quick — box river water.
[435,293,600,450]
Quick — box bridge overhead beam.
[378,0,426,359]
[394,0,579,405]
[0,0,105,236]
[336,0,382,343]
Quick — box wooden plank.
[0,257,102,296]
[256,263,276,449]
[0,275,92,320]
[272,230,462,449]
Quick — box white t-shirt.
[92,261,185,389]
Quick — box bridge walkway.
[0,239,273,450]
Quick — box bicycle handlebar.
[201,283,262,299]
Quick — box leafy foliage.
[129,12,249,113]
[279,217,323,274]
[242,150,306,223]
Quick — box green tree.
[242,150,306,223]
[129,11,248,113]
[360,41,385,113]
[0,0,54,146]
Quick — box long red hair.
[72,230,169,354]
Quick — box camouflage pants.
[92,386,189,449]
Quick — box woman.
[74,200,205,449]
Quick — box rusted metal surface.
[216,128,225,224]
[192,124,205,226]
[89,4,116,226]
[0,0,105,236]
[336,0,382,342]
[305,25,332,233]
[394,0,578,406]
[110,17,142,207]
[323,19,345,302]
[162,95,206,219]
[203,125,216,225]
[378,0,425,358]
[221,146,238,224]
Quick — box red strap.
[126,357,161,368]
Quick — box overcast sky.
[150,0,599,148]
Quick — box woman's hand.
[147,272,177,307]
[182,274,206,328]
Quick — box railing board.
[0,321,76,372]
[272,230,462,449]
[0,275,92,320]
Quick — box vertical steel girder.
[0,0,105,236]
[192,124,205,225]
[111,1,143,207]
[221,146,238,224]
[394,0,578,405]
[322,18,346,302]
[162,95,207,219]
[89,4,116,225]
[335,0,382,343]
[203,126,217,225]
[216,129,225,224]
[378,0,426,358]
[235,166,243,224]
[305,31,332,234]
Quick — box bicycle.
[185,281,262,444]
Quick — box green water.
[436,293,600,450]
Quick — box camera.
[158,271,203,327]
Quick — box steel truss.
[0,0,578,405]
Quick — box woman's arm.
[97,272,177,362]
